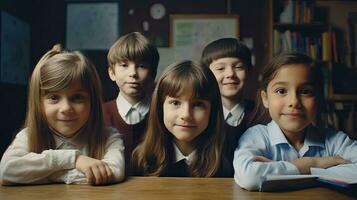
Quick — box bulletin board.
[170,14,240,62]
[65,2,120,50]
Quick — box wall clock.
[150,3,166,20]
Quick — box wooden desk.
[0,177,355,200]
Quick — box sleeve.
[311,130,357,178]
[233,126,300,191]
[101,127,125,183]
[49,127,125,185]
[0,129,78,185]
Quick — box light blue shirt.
[233,120,357,191]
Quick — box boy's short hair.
[201,38,252,70]
[107,32,159,79]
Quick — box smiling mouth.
[176,124,196,128]
[58,119,77,122]
[283,113,304,118]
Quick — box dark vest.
[103,100,148,174]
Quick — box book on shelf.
[260,174,357,192]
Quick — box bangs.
[110,37,156,65]
[39,54,89,94]
[202,38,252,67]
[160,63,215,101]
[209,46,240,62]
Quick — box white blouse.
[0,127,125,185]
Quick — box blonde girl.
[0,44,125,185]
[131,60,232,177]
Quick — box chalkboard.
[0,11,30,84]
[170,14,240,62]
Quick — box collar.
[223,102,245,126]
[267,120,325,148]
[116,92,150,117]
[223,102,245,119]
[173,143,196,165]
[52,129,87,149]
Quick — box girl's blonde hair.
[131,60,225,177]
[26,44,106,159]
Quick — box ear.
[260,90,269,108]
[108,67,116,81]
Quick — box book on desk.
[259,174,357,192]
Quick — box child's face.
[109,60,152,104]
[209,57,247,103]
[41,81,91,138]
[261,64,316,137]
[163,88,211,146]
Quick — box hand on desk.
[290,156,351,174]
[75,155,114,185]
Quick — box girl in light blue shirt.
[233,52,357,191]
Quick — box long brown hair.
[131,60,225,177]
[26,44,106,159]
[249,52,325,126]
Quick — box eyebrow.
[271,81,314,87]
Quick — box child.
[131,60,232,177]
[201,38,254,162]
[0,44,125,185]
[233,52,357,191]
[104,32,159,169]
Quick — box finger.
[254,156,272,162]
[336,157,351,164]
[105,165,114,182]
[97,164,109,184]
[91,165,103,185]
[84,168,95,184]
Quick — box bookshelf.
[267,0,357,138]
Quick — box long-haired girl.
[0,44,125,185]
[131,60,232,177]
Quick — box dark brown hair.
[249,52,325,126]
[201,38,252,69]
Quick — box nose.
[179,104,191,120]
[225,66,236,78]
[128,65,138,78]
[288,92,301,108]
[59,99,74,114]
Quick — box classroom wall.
[0,0,268,157]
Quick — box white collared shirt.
[223,102,245,127]
[116,92,149,125]
[0,127,125,185]
[173,143,196,166]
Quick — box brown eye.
[46,94,59,103]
